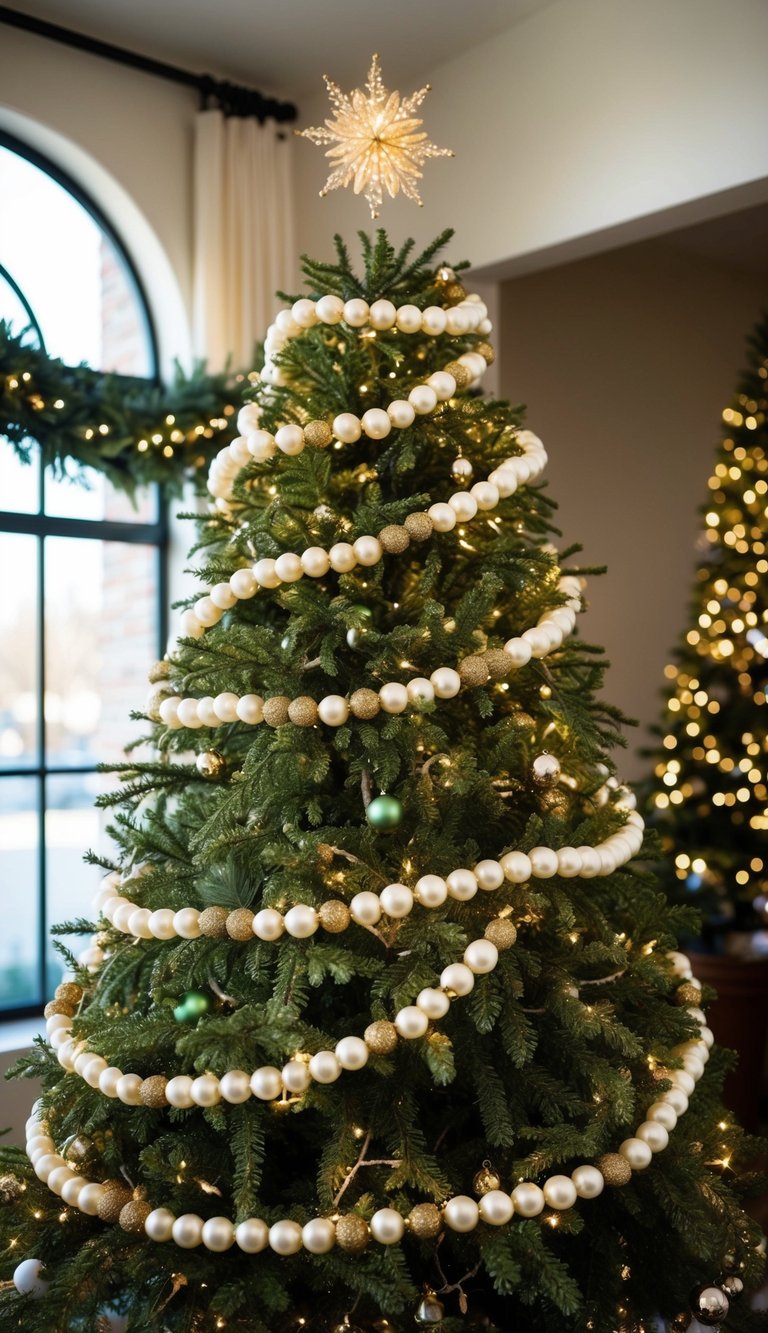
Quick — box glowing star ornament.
[299,53,453,217]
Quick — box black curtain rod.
[0,5,298,122]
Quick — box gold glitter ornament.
[364,1019,398,1054]
[299,54,453,218]
[288,697,319,727]
[148,659,171,684]
[304,419,333,449]
[44,999,74,1019]
[195,750,225,780]
[0,1174,25,1203]
[315,842,335,867]
[540,789,570,817]
[483,649,513,680]
[378,524,410,554]
[226,907,255,940]
[473,1164,502,1195]
[445,282,466,302]
[475,342,495,365]
[97,1179,134,1223]
[319,900,351,933]
[458,655,489,687]
[484,918,517,950]
[56,981,83,1007]
[404,511,433,542]
[444,361,472,391]
[597,1153,632,1187]
[140,1075,169,1108]
[675,982,702,1006]
[119,1198,152,1233]
[263,696,291,727]
[198,906,230,939]
[408,1202,443,1238]
[350,688,381,719]
[334,1213,369,1252]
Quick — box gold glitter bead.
[335,1214,370,1253]
[408,1202,443,1238]
[475,341,495,365]
[350,688,381,719]
[304,419,333,449]
[404,512,433,542]
[483,649,513,680]
[316,843,335,867]
[262,696,291,727]
[364,1020,398,1055]
[473,1165,502,1195]
[55,982,83,1007]
[378,524,410,554]
[319,900,351,933]
[511,709,536,731]
[226,908,255,941]
[148,659,172,684]
[458,655,489,688]
[444,361,473,391]
[118,1199,153,1233]
[44,999,74,1019]
[288,696,319,727]
[198,906,230,939]
[651,1066,672,1084]
[540,790,569,816]
[0,1173,25,1203]
[597,1153,632,1187]
[484,919,517,950]
[446,282,466,302]
[97,1179,134,1223]
[140,1075,169,1109]
[195,750,225,780]
[674,982,701,1007]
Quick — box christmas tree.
[2,57,765,1333]
[646,312,768,943]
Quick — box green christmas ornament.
[366,794,403,829]
[174,990,210,1022]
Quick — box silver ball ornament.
[415,1289,445,1325]
[689,1283,730,1326]
[531,752,561,787]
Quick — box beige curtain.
[193,109,295,371]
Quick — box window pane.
[44,465,158,524]
[0,532,38,768]
[0,440,40,515]
[0,775,40,1009]
[45,772,107,995]
[44,536,158,767]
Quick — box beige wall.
[500,240,765,778]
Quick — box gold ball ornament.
[415,1290,445,1325]
[304,419,333,449]
[226,907,255,941]
[140,1075,169,1108]
[407,1202,443,1239]
[451,455,474,483]
[350,688,381,719]
[651,1066,672,1084]
[288,697,319,727]
[540,790,570,817]
[44,999,74,1019]
[597,1153,632,1187]
[66,1136,94,1164]
[263,696,291,727]
[444,361,473,391]
[315,842,335,867]
[674,982,702,1007]
[119,1198,153,1233]
[334,1214,369,1253]
[473,1164,502,1195]
[319,900,351,933]
[445,281,466,302]
[364,1020,398,1055]
[475,341,495,365]
[148,658,171,684]
[378,524,410,554]
[0,1174,25,1203]
[56,981,83,1007]
[404,512,433,542]
[97,1179,134,1223]
[531,753,561,787]
[437,265,457,283]
[198,906,230,939]
[484,918,518,950]
[458,654,489,688]
[483,649,513,680]
[195,750,225,780]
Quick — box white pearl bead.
[282,1060,311,1093]
[316,294,344,324]
[61,1175,87,1206]
[379,682,408,714]
[503,638,532,668]
[332,412,362,444]
[275,309,300,335]
[407,677,435,705]
[511,1182,545,1217]
[667,950,692,977]
[246,429,276,461]
[557,848,583,877]
[445,307,472,335]
[98,1066,123,1098]
[220,1070,252,1104]
[343,298,370,327]
[427,372,457,402]
[459,351,487,378]
[380,882,414,918]
[116,1074,143,1105]
[179,610,204,640]
[82,1056,108,1088]
[415,874,447,907]
[421,305,447,335]
[396,303,422,333]
[111,900,137,932]
[174,908,201,939]
[576,845,604,878]
[521,626,551,658]
[335,1036,369,1070]
[236,1218,269,1252]
[446,868,478,901]
[237,403,262,434]
[274,553,303,583]
[529,847,559,879]
[166,1075,195,1108]
[291,298,317,328]
[670,1069,695,1095]
[78,1182,106,1215]
[318,694,349,726]
[431,667,461,698]
[619,1137,653,1170]
[269,1220,303,1254]
[145,1207,176,1242]
[474,859,504,891]
[284,905,319,938]
[254,908,284,941]
[27,1135,55,1157]
[308,1051,342,1084]
[46,1012,72,1034]
[175,698,202,730]
[173,1214,204,1248]
[464,939,499,974]
[230,568,257,599]
[387,398,416,429]
[448,491,478,521]
[191,1074,221,1107]
[149,908,177,940]
[646,1100,678,1129]
[440,963,475,996]
[353,535,383,566]
[34,1152,65,1180]
[74,1049,95,1076]
[542,1175,578,1210]
[202,1216,235,1251]
[253,558,279,589]
[416,987,450,1019]
[213,691,240,722]
[301,546,331,577]
[662,1087,689,1115]
[361,408,391,440]
[395,1006,429,1039]
[500,851,532,883]
[408,384,438,415]
[46,1164,74,1195]
[636,1120,669,1152]
[370,1207,405,1244]
[237,694,264,725]
[251,1066,283,1100]
[350,891,382,926]
[568,1165,603,1199]
[471,482,500,511]
[194,596,222,627]
[329,542,357,572]
[479,1189,514,1225]
[302,1217,336,1253]
[127,907,153,939]
[369,298,397,329]
[428,501,457,531]
[700,1025,714,1048]
[444,1195,479,1232]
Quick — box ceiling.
[3,0,554,100]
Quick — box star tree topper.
[298,53,453,218]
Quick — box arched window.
[0,133,167,1017]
